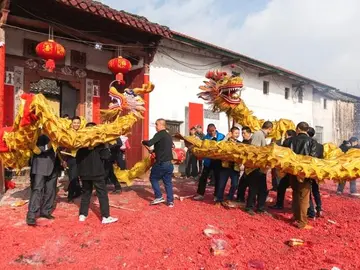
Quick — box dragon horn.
[133,82,155,95]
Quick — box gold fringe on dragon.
[178,70,360,182]
[0,82,155,186]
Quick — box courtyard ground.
[0,178,359,270]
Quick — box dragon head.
[198,70,244,113]
[101,82,154,120]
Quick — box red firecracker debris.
[0,178,358,269]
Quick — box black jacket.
[339,141,351,153]
[31,135,60,176]
[287,133,317,157]
[313,139,324,159]
[76,144,108,181]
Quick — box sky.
[101,0,360,96]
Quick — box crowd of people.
[26,116,131,226]
[25,114,360,230]
[183,122,360,230]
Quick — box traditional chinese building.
[0,0,172,170]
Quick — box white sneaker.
[351,193,360,197]
[102,216,118,224]
[213,196,218,202]
[79,215,87,222]
[193,195,204,201]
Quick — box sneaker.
[245,208,256,216]
[193,195,204,201]
[79,215,87,222]
[102,216,119,224]
[336,191,342,195]
[150,197,166,205]
[257,210,273,217]
[213,196,218,202]
[316,210,323,218]
[168,202,174,208]
[269,205,284,210]
[351,193,360,197]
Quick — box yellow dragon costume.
[0,82,155,186]
[179,70,360,182]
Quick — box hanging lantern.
[108,56,132,85]
[36,39,65,72]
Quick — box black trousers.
[104,161,122,190]
[67,161,81,200]
[185,152,198,177]
[80,179,110,218]
[27,171,58,218]
[274,174,291,207]
[117,151,127,170]
[245,169,267,211]
[237,172,249,202]
[197,160,221,196]
[308,180,322,217]
[198,160,203,175]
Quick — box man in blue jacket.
[194,123,225,201]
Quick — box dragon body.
[178,70,359,182]
[0,83,154,173]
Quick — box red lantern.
[108,56,132,85]
[36,39,65,72]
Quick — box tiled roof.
[172,31,360,102]
[55,0,172,38]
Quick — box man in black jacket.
[269,129,296,210]
[307,127,324,218]
[236,126,252,203]
[76,122,118,224]
[142,118,174,207]
[288,122,317,229]
[104,138,123,194]
[26,134,60,226]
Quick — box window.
[284,88,290,100]
[315,126,323,144]
[298,88,303,103]
[263,81,269,95]
[204,109,220,120]
[323,99,327,109]
[165,120,183,136]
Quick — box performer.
[245,121,273,215]
[62,116,82,202]
[337,137,360,196]
[142,118,174,207]
[104,138,123,194]
[185,127,198,178]
[307,127,324,218]
[269,129,297,210]
[216,126,241,202]
[236,126,252,203]
[288,122,317,229]
[118,135,131,170]
[195,125,204,174]
[76,122,118,224]
[26,134,60,226]
[194,124,225,201]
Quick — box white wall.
[149,39,229,138]
[312,93,335,143]
[149,39,319,139]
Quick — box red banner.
[92,96,100,124]
[4,84,14,126]
[189,102,204,130]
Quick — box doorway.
[29,79,79,117]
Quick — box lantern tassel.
[116,73,126,85]
[45,59,56,72]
